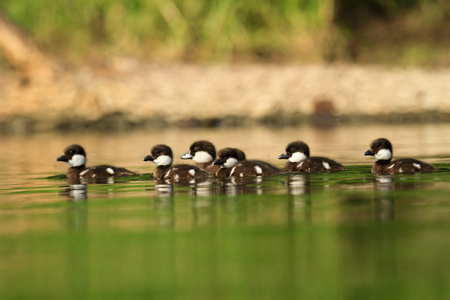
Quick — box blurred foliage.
[0,0,449,65]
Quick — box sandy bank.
[1,63,450,132]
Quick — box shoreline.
[1,63,450,133]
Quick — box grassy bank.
[1,0,449,66]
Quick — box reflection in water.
[59,184,88,201]
[373,175,395,222]
[66,195,88,233]
[371,174,435,222]
[287,174,311,196]
[191,195,217,228]
[190,180,217,197]
[374,175,394,192]
[154,183,175,230]
[217,176,268,196]
[286,174,312,225]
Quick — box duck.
[143,144,209,182]
[364,138,436,174]
[180,140,219,175]
[181,140,246,175]
[56,144,138,182]
[278,141,346,173]
[213,147,282,177]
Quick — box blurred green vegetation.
[0,0,449,66]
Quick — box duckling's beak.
[143,154,154,162]
[56,155,68,162]
[180,151,193,159]
[278,152,289,159]
[364,149,375,156]
[213,158,225,168]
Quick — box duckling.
[56,144,138,182]
[278,141,346,173]
[214,147,282,177]
[364,138,436,174]
[143,144,208,182]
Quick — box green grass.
[0,0,332,63]
[1,0,448,65]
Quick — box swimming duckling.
[143,144,209,182]
[278,141,346,173]
[364,138,436,174]
[214,147,282,177]
[56,144,138,182]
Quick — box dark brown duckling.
[214,148,282,177]
[364,138,436,174]
[56,144,138,183]
[143,144,209,182]
[278,141,346,173]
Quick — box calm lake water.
[2,124,450,299]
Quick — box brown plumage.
[214,148,282,177]
[144,144,209,182]
[56,144,138,183]
[180,140,219,175]
[364,138,436,174]
[278,141,346,173]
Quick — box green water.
[2,125,450,299]
[2,166,450,300]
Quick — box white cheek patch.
[106,167,114,175]
[254,166,263,175]
[193,151,213,164]
[188,169,196,177]
[375,149,392,161]
[69,154,86,167]
[153,155,172,166]
[289,152,308,163]
[224,157,238,168]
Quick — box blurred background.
[0,0,449,133]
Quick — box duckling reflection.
[285,174,312,225]
[154,183,175,230]
[287,174,311,196]
[374,174,394,192]
[189,180,217,197]
[191,194,217,228]
[66,193,88,233]
[217,176,266,196]
[372,174,394,222]
[155,183,174,196]
[59,184,88,201]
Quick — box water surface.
[1,124,450,299]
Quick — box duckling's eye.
[290,147,295,152]
[194,146,199,151]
